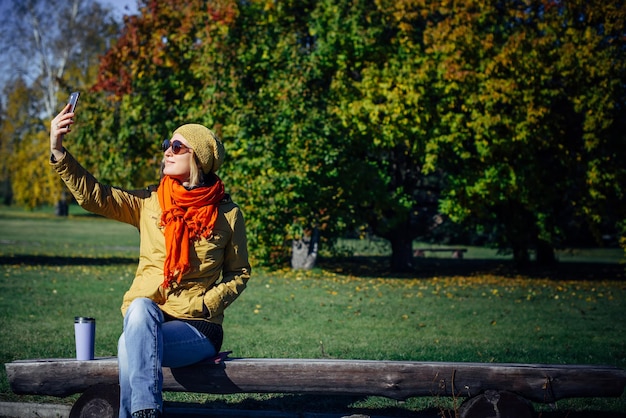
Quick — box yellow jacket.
[52,150,251,325]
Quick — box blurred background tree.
[0,0,121,208]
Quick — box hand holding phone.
[53,92,79,148]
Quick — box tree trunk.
[1,179,12,205]
[54,191,69,217]
[512,244,531,268]
[535,238,556,266]
[390,236,414,272]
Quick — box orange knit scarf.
[158,175,225,289]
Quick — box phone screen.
[68,92,80,113]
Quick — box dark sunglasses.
[161,139,191,155]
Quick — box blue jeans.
[118,298,217,417]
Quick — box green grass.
[0,205,625,417]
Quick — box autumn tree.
[322,0,449,271]
[419,0,626,265]
[186,0,379,264]
[92,0,376,264]
[89,0,626,269]
[0,80,38,205]
[84,0,216,189]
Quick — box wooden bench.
[414,248,468,258]
[5,356,626,418]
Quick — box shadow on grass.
[539,413,626,418]
[1,253,624,281]
[165,395,443,417]
[321,256,626,281]
[164,395,626,418]
[0,254,137,266]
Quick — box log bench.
[5,356,626,418]
[413,248,468,258]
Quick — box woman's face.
[162,133,193,183]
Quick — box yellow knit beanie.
[172,124,225,174]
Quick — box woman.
[50,103,251,418]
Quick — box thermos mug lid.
[74,317,95,323]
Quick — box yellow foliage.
[10,130,65,209]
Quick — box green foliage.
[326,0,443,255]
[84,0,214,188]
[120,0,379,265]
[409,0,626,264]
[2,0,624,269]
[61,0,626,268]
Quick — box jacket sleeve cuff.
[50,148,67,164]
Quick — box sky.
[99,0,139,20]
[0,0,139,20]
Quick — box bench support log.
[6,357,626,405]
[459,390,534,418]
[69,384,119,418]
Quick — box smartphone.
[67,92,80,113]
